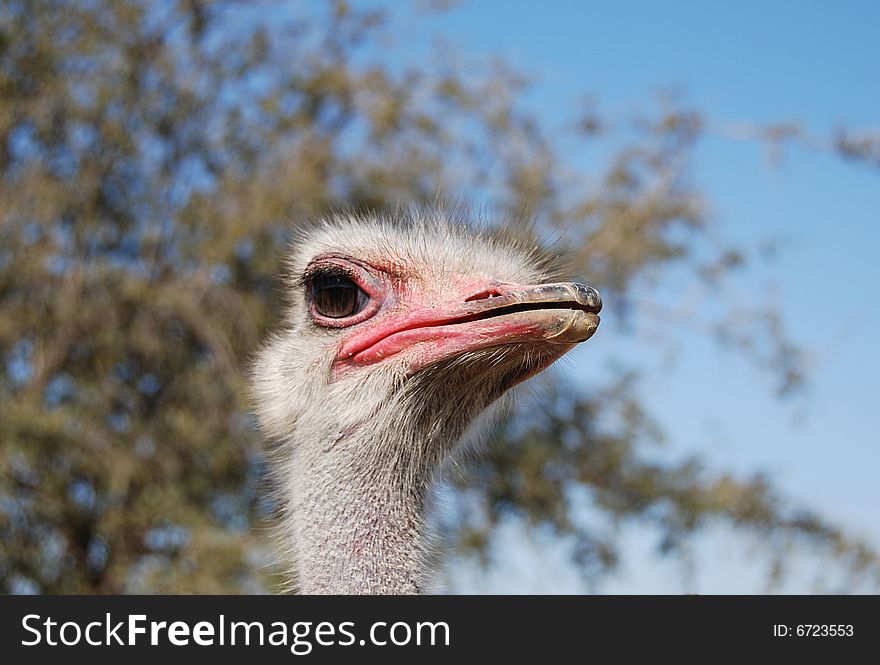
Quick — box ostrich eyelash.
[297,265,357,290]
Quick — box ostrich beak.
[336,281,601,372]
[471,282,602,343]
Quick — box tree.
[1,0,877,593]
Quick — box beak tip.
[573,283,602,314]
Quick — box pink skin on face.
[303,254,599,378]
[344,314,558,365]
[329,273,599,378]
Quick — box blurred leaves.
[1,0,876,593]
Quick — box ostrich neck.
[281,363,507,594]
[285,431,432,594]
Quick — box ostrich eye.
[310,273,369,319]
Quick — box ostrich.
[251,209,602,594]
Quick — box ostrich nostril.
[464,287,505,302]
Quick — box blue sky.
[354,0,880,592]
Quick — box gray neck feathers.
[284,441,428,594]
[278,353,519,594]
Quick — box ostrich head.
[252,209,601,593]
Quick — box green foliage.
[1,0,877,593]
